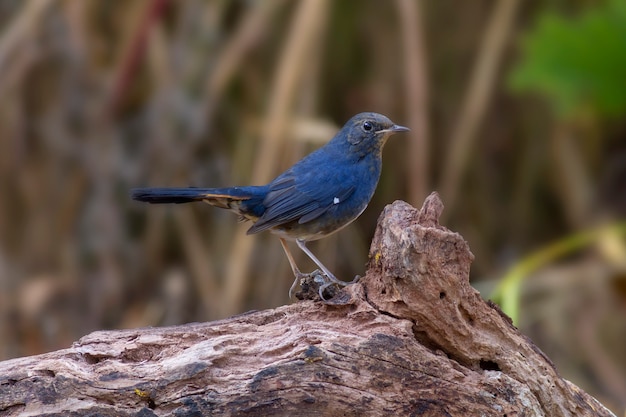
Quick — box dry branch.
[0,193,614,417]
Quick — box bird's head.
[338,112,409,158]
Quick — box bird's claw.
[348,275,361,285]
[317,273,360,302]
[290,271,360,302]
[289,269,326,300]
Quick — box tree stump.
[0,193,615,416]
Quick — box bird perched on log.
[132,112,409,300]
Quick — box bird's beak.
[391,124,410,133]
[377,124,410,134]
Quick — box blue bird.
[131,112,408,299]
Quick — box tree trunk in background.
[0,194,615,417]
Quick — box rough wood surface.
[0,193,615,417]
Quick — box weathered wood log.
[0,193,615,416]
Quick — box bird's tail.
[131,187,217,204]
[131,186,267,220]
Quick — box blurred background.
[0,0,624,413]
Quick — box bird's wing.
[246,169,355,235]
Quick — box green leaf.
[509,0,626,119]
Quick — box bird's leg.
[295,239,360,300]
[279,238,309,299]
[295,239,344,284]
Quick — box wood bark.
[0,193,615,416]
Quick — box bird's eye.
[362,121,373,132]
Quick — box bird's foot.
[291,271,359,303]
[317,274,360,303]
[289,270,326,300]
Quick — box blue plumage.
[132,112,409,299]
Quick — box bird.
[131,112,409,300]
